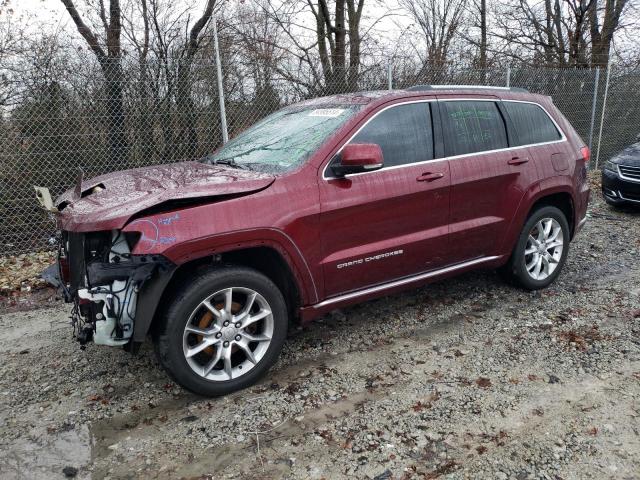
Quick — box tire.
[154,265,288,396]
[501,206,570,290]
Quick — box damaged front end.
[55,230,174,350]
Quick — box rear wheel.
[501,206,570,290]
[155,266,288,396]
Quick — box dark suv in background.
[47,85,590,396]
[602,139,640,207]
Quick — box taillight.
[580,146,590,164]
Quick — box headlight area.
[66,230,173,348]
[603,160,619,174]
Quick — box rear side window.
[503,101,562,146]
[349,102,433,167]
[440,101,508,156]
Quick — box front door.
[319,101,450,298]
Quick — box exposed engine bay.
[58,229,173,349]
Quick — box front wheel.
[154,266,288,396]
[501,206,570,290]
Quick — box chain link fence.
[1,57,639,254]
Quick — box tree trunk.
[101,57,127,165]
[175,60,200,159]
[589,0,627,67]
[332,0,347,92]
[347,0,364,91]
[479,0,487,82]
[59,0,128,164]
[174,0,216,158]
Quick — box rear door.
[319,101,450,297]
[501,100,567,178]
[438,97,539,263]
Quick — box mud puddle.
[0,424,93,480]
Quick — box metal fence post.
[387,60,393,90]
[595,62,612,169]
[506,66,511,87]
[213,13,229,144]
[588,68,600,153]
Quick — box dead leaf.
[475,377,492,388]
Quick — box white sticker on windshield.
[308,108,345,117]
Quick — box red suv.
[50,86,590,396]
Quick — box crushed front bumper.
[47,230,176,349]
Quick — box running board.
[314,256,501,310]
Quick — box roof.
[295,85,544,109]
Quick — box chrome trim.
[428,85,513,90]
[617,165,640,184]
[322,98,567,180]
[618,191,640,204]
[313,256,500,309]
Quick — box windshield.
[203,105,361,173]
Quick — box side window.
[440,101,508,156]
[504,101,562,146]
[349,103,433,167]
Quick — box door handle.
[508,156,529,166]
[417,172,444,182]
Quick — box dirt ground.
[1,193,639,480]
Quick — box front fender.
[122,215,319,305]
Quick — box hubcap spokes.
[182,287,274,381]
[524,218,564,281]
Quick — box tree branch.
[59,0,106,60]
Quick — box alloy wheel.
[182,287,274,381]
[524,217,564,281]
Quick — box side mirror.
[331,143,384,177]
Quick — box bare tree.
[492,0,592,66]
[589,0,629,66]
[59,0,127,162]
[227,3,283,113]
[260,0,368,95]
[479,0,487,70]
[399,0,467,68]
[301,0,366,92]
[175,0,216,158]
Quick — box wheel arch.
[138,243,308,343]
[527,191,575,237]
[499,186,576,261]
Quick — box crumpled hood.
[56,161,275,232]
[611,142,640,166]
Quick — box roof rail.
[407,84,528,93]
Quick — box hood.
[611,142,640,166]
[56,161,275,232]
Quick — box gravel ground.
[1,192,639,480]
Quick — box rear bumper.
[602,169,640,204]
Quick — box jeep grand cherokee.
[49,85,590,396]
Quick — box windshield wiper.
[211,157,251,170]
